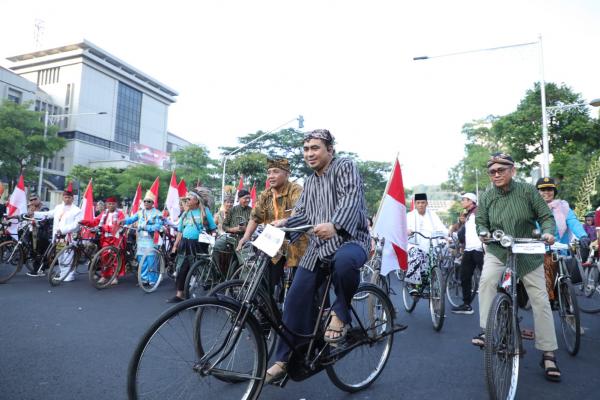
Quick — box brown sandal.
[265,361,287,384]
[324,313,348,344]
[540,354,561,382]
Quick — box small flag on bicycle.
[373,157,408,275]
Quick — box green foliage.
[0,101,65,183]
[171,145,219,188]
[357,160,391,216]
[68,165,122,200]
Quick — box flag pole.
[373,153,399,224]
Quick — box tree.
[0,101,65,186]
[171,145,220,188]
[67,166,122,200]
[357,160,391,216]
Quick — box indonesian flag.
[79,179,96,239]
[6,175,27,238]
[234,176,244,205]
[410,195,415,211]
[249,183,257,208]
[130,182,142,216]
[373,158,408,275]
[7,175,27,217]
[177,179,187,198]
[165,171,180,224]
[149,177,160,206]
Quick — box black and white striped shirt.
[287,157,370,271]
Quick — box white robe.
[406,208,447,253]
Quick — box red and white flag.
[79,179,96,239]
[6,175,27,238]
[249,183,257,208]
[165,171,180,223]
[234,176,244,205]
[149,177,160,206]
[177,178,187,198]
[130,181,142,216]
[373,158,408,275]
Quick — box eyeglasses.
[487,167,511,176]
[143,200,153,203]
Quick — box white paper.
[252,224,285,257]
[511,242,546,254]
[198,232,215,246]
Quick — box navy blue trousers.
[274,243,367,362]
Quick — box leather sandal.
[471,332,485,348]
[540,354,561,382]
[324,313,349,344]
[265,361,287,384]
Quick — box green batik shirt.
[475,180,556,277]
[222,204,252,239]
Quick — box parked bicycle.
[574,240,600,314]
[399,231,447,331]
[48,227,99,286]
[88,226,137,289]
[127,225,404,400]
[136,227,177,293]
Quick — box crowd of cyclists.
[2,131,599,399]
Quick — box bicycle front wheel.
[138,249,164,293]
[185,258,221,299]
[127,298,266,400]
[557,278,580,356]
[326,283,394,393]
[429,266,446,331]
[48,245,77,286]
[89,246,121,289]
[484,292,519,400]
[0,241,23,283]
[445,265,462,308]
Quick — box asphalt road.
[1,268,599,400]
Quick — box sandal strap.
[542,354,557,363]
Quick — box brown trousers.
[543,254,557,301]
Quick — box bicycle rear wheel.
[89,246,121,289]
[557,278,580,356]
[138,249,164,293]
[127,298,266,400]
[484,292,519,400]
[48,246,77,286]
[399,270,418,313]
[575,266,600,313]
[429,266,446,331]
[445,265,462,308]
[326,283,394,393]
[0,241,23,283]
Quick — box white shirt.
[34,203,83,240]
[406,208,447,252]
[464,211,483,252]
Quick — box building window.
[60,156,65,171]
[37,67,61,86]
[114,82,142,148]
[7,88,22,104]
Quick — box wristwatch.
[334,223,342,233]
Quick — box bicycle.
[445,236,481,308]
[399,231,447,331]
[88,226,138,289]
[574,241,600,313]
[48,227,99,286]
[135,227,177,293]
[548,242,581,356]
[357,236,390,299]
[481,229,550,400]
[127,225,405,399]
[0,216,58,283]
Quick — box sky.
[2,0,599,188]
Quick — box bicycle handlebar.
[279,225,314,233]
[410,231,446,241]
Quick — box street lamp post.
[220,115,304,204]
[414,36,553,175]
[38,110,107,196]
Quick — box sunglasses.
[143,200,153,203]
[487,167,511,176]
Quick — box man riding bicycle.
[474,153,561,382]
[265,129,371,383]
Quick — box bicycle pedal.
[268,373,289,387]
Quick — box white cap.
[462,192,477,203]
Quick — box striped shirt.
[475,180,555,276]
[222,204,252,239]
[287,157,370,271]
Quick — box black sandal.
[540,354,561,382]
[471,332,485,348]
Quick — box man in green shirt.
[475,153,561,382]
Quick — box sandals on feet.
[540,354,561,382]
[265,361,287,384]
[324,313,349,344]
[472,332,485,348]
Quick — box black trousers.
[175,239,209,292]
[461,250,484,305]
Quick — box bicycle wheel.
[429,266,446,331]
[127,298,266,400]
[354,264,374,300]
[138,249,164,293]
[48,245,78,286]
[445,265,462,308]
[208,279,279,360]
[557,278,580,355]
[471,267,482,301]
[89,246,121,289]
[399,270,418,313]
[326,283,394,393]
[185,258,223,298]
[0,241,23,283]
[484,293,519,400]
[576,266,600,313]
